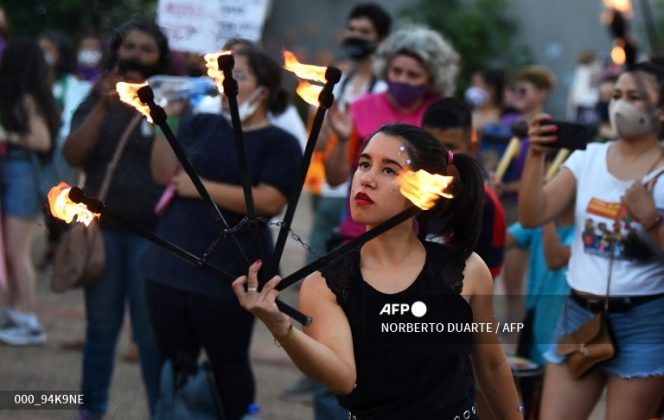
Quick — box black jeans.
[147,280,255,420]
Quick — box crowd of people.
[0,2,662,420]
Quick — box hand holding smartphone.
[539,120,597,150]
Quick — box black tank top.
[321,240,476,419]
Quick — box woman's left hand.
[621,179,659,226]
[232,260,290,333]
[172,171,199,198]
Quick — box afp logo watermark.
[379,301,428,318]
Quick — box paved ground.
[0,192,607,419]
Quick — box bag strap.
[603,159,664,312]
[97,114,142,201]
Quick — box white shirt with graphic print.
[563,141,664,296]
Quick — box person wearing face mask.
[143,47,301,420]
[325,25,459,243]
[520,61,664,420]
[63,18,171,420]
[465,68,506,139]
[76,33,104,83]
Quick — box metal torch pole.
[269,66,342,280]
[217,54,264,264]
[277,207,419,291]
[68,187,311,325]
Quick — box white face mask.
[78,49,102,67]
[222,86,264,122]
[609,99,660,138]
[464,86,489,108]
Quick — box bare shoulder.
[460,252,494,298]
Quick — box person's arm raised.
[519,114,576,227]
[324,106,353,186]
[232,262,356,394]
[63,72,121,166]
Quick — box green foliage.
[401,0,523,91]
[2,0,157,43]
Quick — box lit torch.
[603,0,638,66]
[296,80,324,107]
[268,51,341,280]
[47,182,100,226]
[277,169,453,291]
[116,82,153,123]
[204,50,231,93]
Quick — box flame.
[282,50,327,84]
[296,80,323,106]
[116,82,152,122]
[47,182,100,226]
[603,0,632,15]
[203,50,231,93]
[611,42,627,65]
[398,169,454,210]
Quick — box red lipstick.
[354,192,374,206]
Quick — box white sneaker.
[0,324,47,345]
[0,309,19,329]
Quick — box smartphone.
[539,120,597,150]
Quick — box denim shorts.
[544,294,664,378]
[0,157,42,220]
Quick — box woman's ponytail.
[436,153,486,260]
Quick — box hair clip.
[399,145,411,166]
[448,150,454,165]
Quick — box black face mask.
[117,58,161,79]
[341,37,376,61]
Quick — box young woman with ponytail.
[232,123,521,419]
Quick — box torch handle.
[110,208,311,325]
[219,54,264,267]
[494,137,521,182]
[156,119,250,264]
[269,69,340,278]
[70,188,312,326]
[269,105,327,276]
[277,207,418,291]
[545,148,570,181]
[223,85,263,265]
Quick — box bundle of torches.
[47,49,454,325]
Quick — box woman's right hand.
[232,260,291,334]
[94,70,122,106]
[528,113,558,153]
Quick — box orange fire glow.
[203,50,231,93]
[399,170,454,210]
[296,80,323,106]
[282,50,327,84]
[603,0,632,15]
[611,42,627,65]
[47,182,100,226]
[116,82,152,122]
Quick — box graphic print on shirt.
[582,197,642,260]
